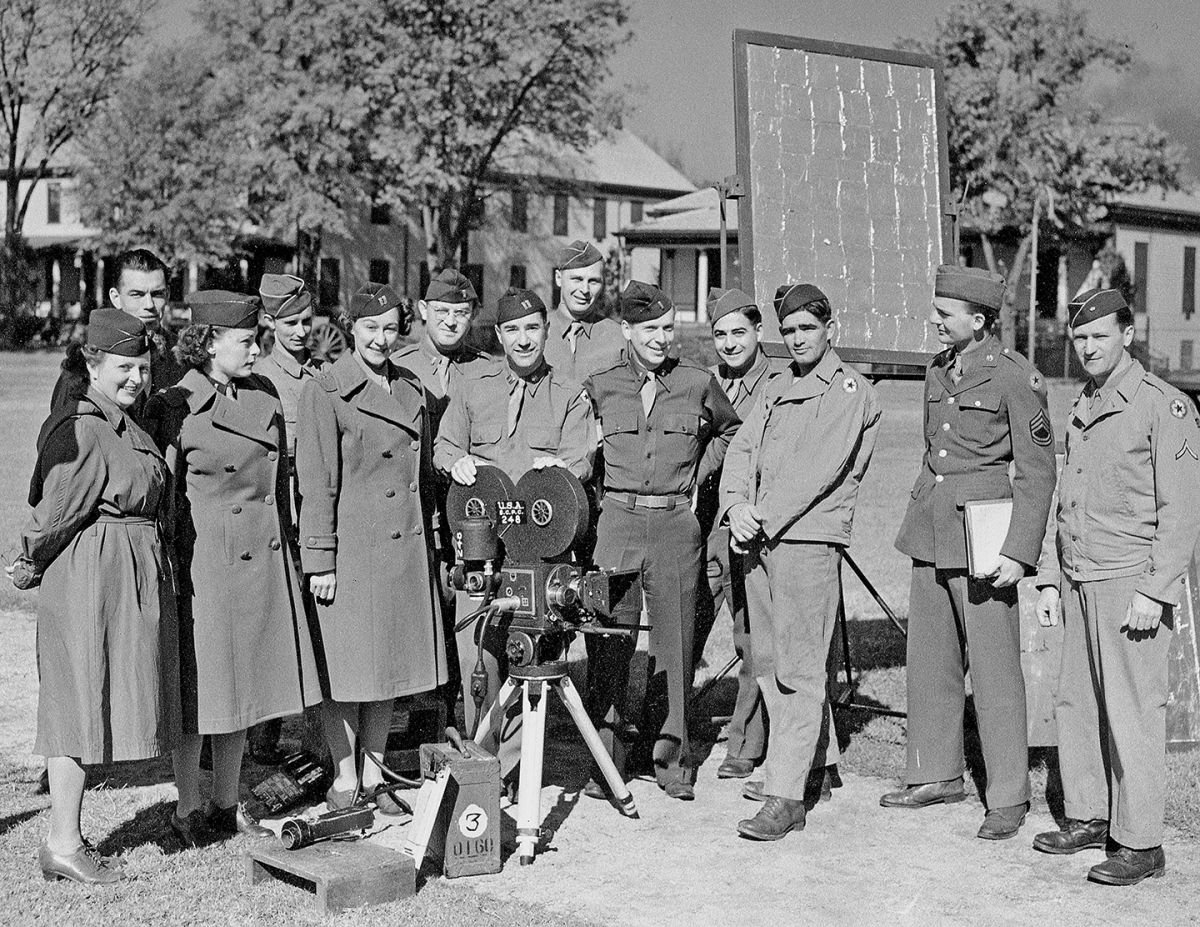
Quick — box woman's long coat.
[147,368,320,734]
[295,353,448,702]
[23,388,179,763]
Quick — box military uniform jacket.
[544,308,626,383]
[252,348,322,459]
[147,369,320,733]
[895,335,1056,570]
[296,353,448,701]
[585,355,740,495]
[432,361,595,483]
[392,334,496,435]
[1036,357,1200,605]
[719,349,881,545]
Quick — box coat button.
[938,449,947,458]
[265,495,274,505]
[225,465,236,473]
[269,539,280,550]
[947,397,956,405]
[935,475,944,483]
[240,551,252,560]
[382,450,393,458]
[232,505,242,514]
[942,423,950,431]
[409,482,418,492]
[974,400,981,407]
[268,451,278,461]
[391,530,402,539]
[385,489,396,498]
[411,441,420,452]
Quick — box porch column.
[696,248,709,323]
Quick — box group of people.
[12,241,1194,891]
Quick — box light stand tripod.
[472,657,638,866]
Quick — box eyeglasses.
[431,307,473,322]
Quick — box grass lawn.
[2,336,1199,923]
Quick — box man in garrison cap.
[883,265,1056,842]
[719,284,881,840]
[434,287,595,787]
[692,287,774,782]
[1031,289,1200,886]
[581,280,740,801]
[543,240,625,383]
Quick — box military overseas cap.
[1069,288,1128,328]
[424,269,477,304]
[187,290,259,329]
[708,287,758,326]
[87,309,149,356]
[259,273,312,319]
[555,239,604,270]
[619,279,673,324]
[349,282,402,320]
[773,283,828,322]
[496,287,547,325]
[934,264,1006,312]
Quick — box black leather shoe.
[39,843,124,884]
[717,756,755,779]
[206,802,271,838]
[81,838,126,870]
[805,768,834,806]
[737,796,806,841]
[977,803,1027,840]
[169,808,208,847]
[662,779,695,801]
[880,778,967,808]
[1033,818,1108,855]
[1088,845,1166,885]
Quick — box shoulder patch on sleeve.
[1029,371,1044,393]
[1029,409,1052,447]
[843,375,859,394]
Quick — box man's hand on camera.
[450,456,479,485]
[728,502,763,546]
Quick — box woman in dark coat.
[296,283,447,810]
[10,311,178,884]
[146,290,321,842]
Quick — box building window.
[369,259,391,285]
[46,182,62,225]
[1133,241,1148,314]
[630,200,643,223]
[593,197,607,240]
[1182,340,1194,371]
[319,257,341,309]
[509,264,527,289]
[370,202,391,226]
[511,190,528,233]
[1184,246,1196,320]
[553,194,569,236]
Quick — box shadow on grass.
[95,798,219,857]
[0,807,43,838]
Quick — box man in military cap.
[434,287,595,784]
[883,265,1056,841]
[720,284,881,840]
[51,248,185,413]
[248,272,322,765]
[582,280,740,800]
[693,287,773,781]
[1032,289,1200,885]
[543,240,625,383]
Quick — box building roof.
[620,187,735,245]
[1107,187,1200,234]
[491,130,695,199]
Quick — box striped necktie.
[640,372,656,418]
[507,378,526,437]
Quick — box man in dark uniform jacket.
[692,287,773,780]
[882,265,1056,841]
[51,248,185,414]
[582,280,740,800]
[543,240,625,383]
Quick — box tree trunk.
[296,225,322,295]
[979,231,1032,352]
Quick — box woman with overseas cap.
[719,284,881,840]
[543,239,625,382]
[581,279,740,801]
[10,310,179,884]
[145,290,321,844]
[883,265,1056,842]
[296,282,448,813]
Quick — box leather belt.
[604,490,690,511]
[95,515,156,526]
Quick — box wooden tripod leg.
[555,676,639,819]
[515,679,548,866]
[473,677,518,746]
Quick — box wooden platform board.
[246,840,415,915]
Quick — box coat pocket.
[526,426,561,452]
[602,413,639,436]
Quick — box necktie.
[507,378,526,437]
[950,353,963,385]
[432,354,450,394]
[640,372,656,418]
[721,377,740,405]
[566,321,583,355]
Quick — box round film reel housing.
[445,465,518,538]
[508,468,589,561]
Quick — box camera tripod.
[472,657,638,866]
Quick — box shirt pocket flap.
[526,426,560,451]
[663,413,701,435]
[602,413,640,436]
[960,391,1001,413]
[475,423,505,445]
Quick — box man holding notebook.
[883,265,1056,841]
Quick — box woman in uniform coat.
[10,311,179,884]
[296,283,447,810]
[146,290,321,842]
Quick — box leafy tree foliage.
[903,0,1187,348]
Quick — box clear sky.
[153,0,1199,184]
